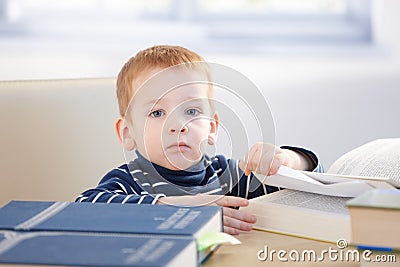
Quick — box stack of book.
[346,189,400,250]
[0,200,224,266]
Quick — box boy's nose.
[169,124,188,134]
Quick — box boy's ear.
[114,117,136,151]
[208,113,219,145]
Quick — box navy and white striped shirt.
[76,147,323,204]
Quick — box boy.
[76,45,323,235]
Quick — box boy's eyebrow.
[144,99,160,106]
[144,96,207,107]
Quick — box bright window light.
[0,0,372,53]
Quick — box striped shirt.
[76,147,323,204]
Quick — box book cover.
[0,201,222,240]
[346,189,400,210]
[0,230,196,267]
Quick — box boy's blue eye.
[150,110,164,118]
[185,108,200,116]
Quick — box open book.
[259,139,400,197]
[243,139,400,243]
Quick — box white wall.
[212,0,400,167]
[0,0,399,170]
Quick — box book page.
[303,171,397,189]
[246,189,351,243]
[252,189,350,215]
[261,165,375,197]
[328,139,400,183]
[256,139,400,197]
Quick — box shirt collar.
[134,150,209,186]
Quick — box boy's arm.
[75,166,165,204]
[280,145,324,173]
[75,165,257,235]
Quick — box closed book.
[0,230,196,267]
[0,201,222,239]
[240,189,351,243]
[346,189,400,249]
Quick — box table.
[203,230,398,266]
[0,229,397,266]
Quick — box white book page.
[327,138,400,185]
[251,189,350,215]
[260,165,375,197]
[303,171,397,189]
[257,139,400,197]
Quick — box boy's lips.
[167,142,191,152]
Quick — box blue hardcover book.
[0,230,197,267]
[0,201,222,240]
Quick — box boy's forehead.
[131,66,211,104]
[137,83,210,106]
[132,67,165,95]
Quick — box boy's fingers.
[223,207,257,223]
[246,146,260,173]
[239,144,260,175]
[223,214,254,232]
[223,226,240,235]
[238,160,251,176]
[215,196,249,207]
[239,158,255,177]
[268,153,285,176]
[238,159,246,172]
[268,159,280,176]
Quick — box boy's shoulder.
[99,164,132,183]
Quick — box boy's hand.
[238,142,311,176]
[216,196,257,235]
[157,195,256,235]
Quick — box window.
[0,0,372,54]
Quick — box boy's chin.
[163,154,203,171]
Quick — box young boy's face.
[125,67,218,170]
